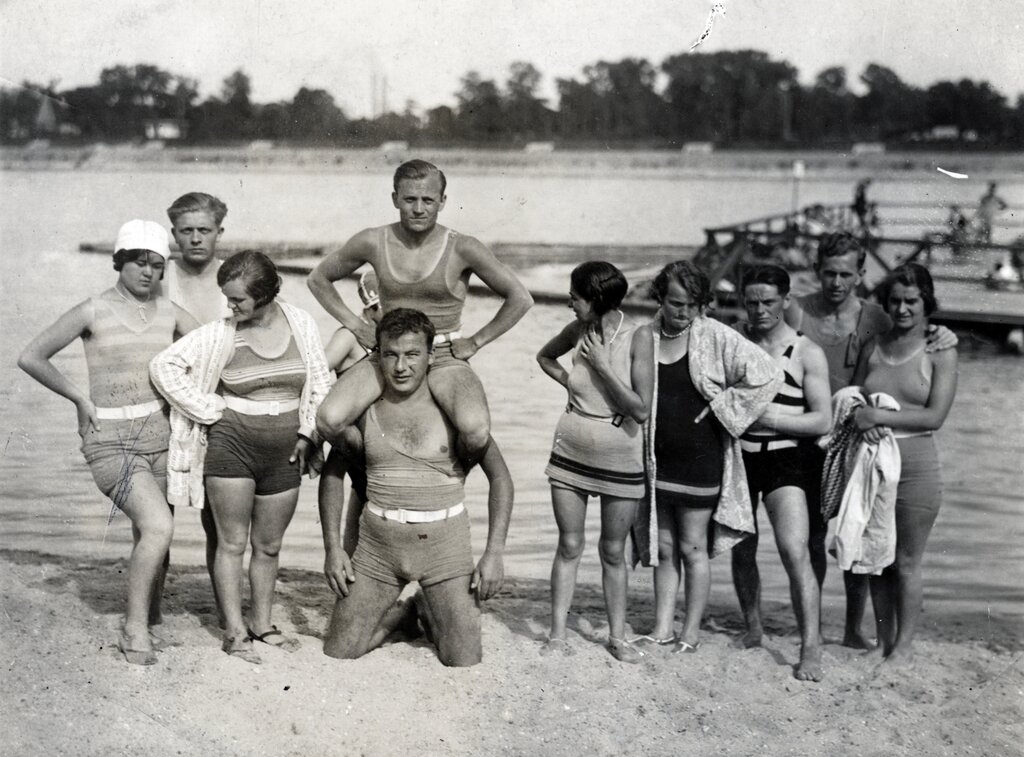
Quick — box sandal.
[247,626,301,653]
[672,640,701,654]
[631,634,679,647]
[607,637,645,664]
[117,630,158,666]
[223,635,262,664]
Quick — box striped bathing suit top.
[83,295,175,407]
[219,333,306,401]
[740,334,807,449]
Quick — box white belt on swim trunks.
[739,437,799,453]
[432,331,461,346]
[222,395,300,416]
[94,399,166,421]
[366,502,464,524]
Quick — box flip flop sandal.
[672,640,701,654]
[631,634,679,647]
[223,635,262,664]
[247,626,301,653]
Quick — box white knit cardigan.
[150,302,333,508]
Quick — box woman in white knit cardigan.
[151,251,333,664]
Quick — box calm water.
[1,167,1021,625]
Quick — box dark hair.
[876,263,938,316]
[569,261,628,316]
[741,264,791,296]
[648,260,713,306]
[167,192,228,225]
[376,308,435,349]
[393,159,447,195]
[817,232,866,268]
[217,250,281,308]
[113,249,165,280]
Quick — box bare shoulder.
[452,232,500,267]
[328,227,381,262]
[929,344,958,369]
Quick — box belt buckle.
[611,414,624,427]
[267,400,280,416]
[394,508,408,524]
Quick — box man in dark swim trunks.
[320,309,513,667]
[308,159,533,462]
[734,265,832,681]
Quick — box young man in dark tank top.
[308,160,533,463]
[784,232,956,650]
[320,309,513,667]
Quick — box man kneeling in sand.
[320,308,513,666]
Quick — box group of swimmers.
[19,159,957,679]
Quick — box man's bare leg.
[764,487,823,682]
[323,573,404,659]
[421,574,482,667]
[427,364,491,464]
[317,359,385,440]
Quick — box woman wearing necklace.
[18,220,196,665]
[633,261,781,654]
[537,261,654,662]
[151,251,333,664]
[851,263,957,667]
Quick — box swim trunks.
[351,507,474,587]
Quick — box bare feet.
[882,645,914,668]
[738,627,763,649]
[539,637,576,657]
[117,626,158,666]
[862,644,887,664]
[842,630,875,650]
[794,645,824,682]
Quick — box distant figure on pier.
[945,205,969,256]
[852,179,872,231]
[976,182,1008,244]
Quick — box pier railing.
[699,202,1024,296]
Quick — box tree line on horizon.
[3,49,1023,149]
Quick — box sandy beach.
[3,546,1021,757]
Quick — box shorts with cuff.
[205,408,301,495]
[352,507,474,587]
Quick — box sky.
[1,0,1021,117]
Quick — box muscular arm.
[307,230,378,345]
[319,447,356,597]
[471,438,514,600]
[173,304,201,338]
[453,236,533,356]
[759,340,832,437]
[17,300,98,435]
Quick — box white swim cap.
[115,219,170,258]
